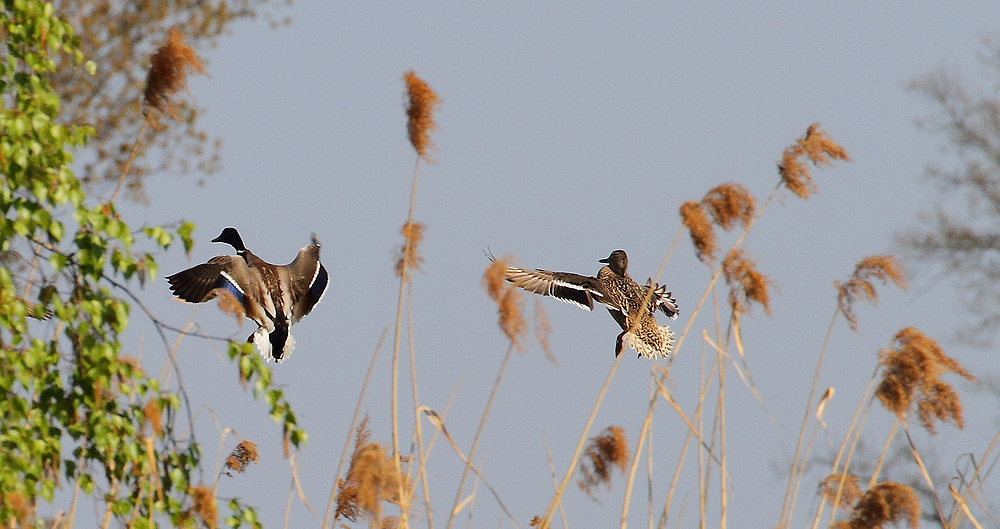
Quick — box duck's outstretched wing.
[644,279,679,320]
[166,255,248,304]
[286,238,329,322]
[501,264,604,310]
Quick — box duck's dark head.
[599,250,628,275]
[212,227,247,253]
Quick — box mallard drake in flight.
[497,250,678,359]
[166,227,329,363]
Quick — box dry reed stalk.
[949,483,985,529]
[620,392,653,528]
[322,325,384,529]
[539,355,624,528]
[875,327,973,433]
[578,426,629,499]
[404,294,431,529]
[445,344,516,529]
[831,481,920,529]
[403,71,440,160]
[534,298,557,364]
[835,255,906,332]
[778,124,850,199]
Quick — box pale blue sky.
[112,3,1000,527]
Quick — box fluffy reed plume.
[144,28,206,117]
[702,182,756,231]
[483,257,527,348]
[403,70,440,160]
[578,426,629,499]
[875,328,974,433]
[821,473,863,509]
[336,417,406,523]
[394,221,426,277]
[778,124,850,199]
[534,298,557,364]
[722,249,773,316]
[680,201,718,263]
[189,485,218,529]
[832,482,920,529]
[214,288,245,324]
[836,255,907,331]
[142,398,163,438]
[225,440,260,474]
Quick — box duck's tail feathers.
[250,324,296,363]
[623,325,675,360]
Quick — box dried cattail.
[529,516,543,527]
[821,473,863,509]
[534,298,557,365]
[144,28,206,117]
[836,255,907,332]
[702,183,756,231]
[483,257,527,349]
[875,327,974,433]
[832,481,920,529]
[579,426,629,499]
[778,124,849,199]
[189,485,218,529]
[394,221,425,278]
[214,288,245,324]
[225,440,260,474]
[336,417,407,523]
[680,201,717,263]
[722,249,773,316]
[403,70,440,160]
[143,399,164,438]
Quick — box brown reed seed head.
[534,298,557,365]
[680,201,718,263]
[578,426,629,498]
[778,123,849,199]
[875,327,974,433]
[702,183,756,231]
[2,490,31,525]
[144,28,206,117]
[832,482,920,529]
[143,399,164,438]
[214,288,245,324]
[722,249,772,316]
[336,441,406,521]
[395,221,426,277]
[483,258,527,349]
[821,473,863,509]
[189,485,218,529]
[836,255,907,332]
[403,70,440,160]
[225,440,260,474]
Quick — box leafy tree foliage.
[0,2,298,526]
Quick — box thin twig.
[109,120,150,204]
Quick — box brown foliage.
[722,249,772,316]
[214,288,246,324]
[680,201,718,263]
[144,28,206,116]
[394,221,426,278]
[836,255,907,331]
[702,183,756,231]
[403,70,440,160]
[875,327,974,433]
[534,298,557,365]
[483,257,527,349]
[225,440,260,474]
[579,426,629,499]
[778,124,850,199]
[189,485,218,529]
[142,398,164,438]
[336,417,407,524]
[832,482,920,529]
